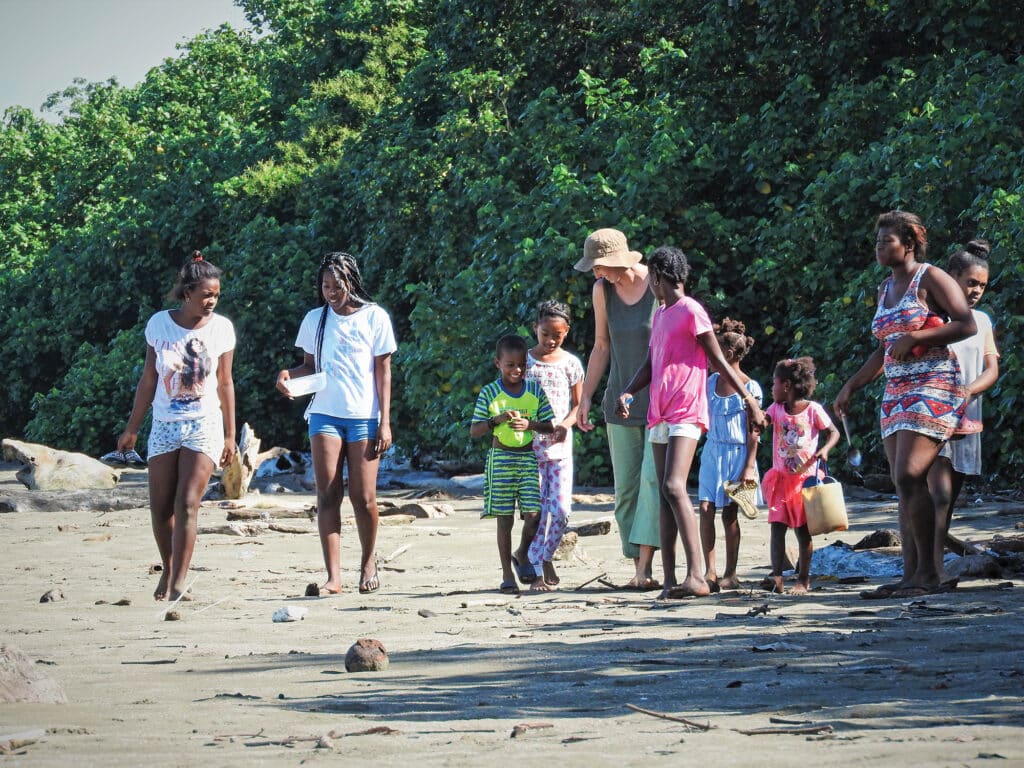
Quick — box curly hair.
[774,356,817,399]
[715,317,755,362]
[947,238,991,276]
[495,334,528,358]
[876,210,928,261]
[167,250,222,301]
[647,245,691,286]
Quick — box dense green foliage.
[2,0,1022,485]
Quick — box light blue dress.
[697,373,763,508]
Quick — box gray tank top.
[602,279,655,426]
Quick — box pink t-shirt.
[648,296,713,429]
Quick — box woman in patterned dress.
[834,211,976,598]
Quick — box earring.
[185,297,191,303]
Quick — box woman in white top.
[928,239,999,579]
[118,251,237,602]
[277,252,397,596]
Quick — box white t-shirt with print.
[146,310,236,423]
[295,303,397,420]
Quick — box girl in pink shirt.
[618,247,766,598]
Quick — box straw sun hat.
[573,228,643,272]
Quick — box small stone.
[39,588,64,603]
[345,638,389,673]
[164,610,182,621]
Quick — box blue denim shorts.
[308,414,378,442]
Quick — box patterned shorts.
[148,414,224,465]
[482,448,541,518]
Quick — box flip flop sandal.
[358,574,380,594]
[723,480,761,519]
[510,555,537,585]
[499,580,520,595]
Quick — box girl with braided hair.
[118,250,236,602]
[277,252,396,596]
[617,246,766,598]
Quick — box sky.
[0,0,251,118]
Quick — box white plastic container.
[283,371,327,397]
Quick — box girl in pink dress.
[617,246,766,598]
[762,357,840,594]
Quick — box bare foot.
[529,577,552,593]
[306,582,342,597]
[666,576,712,598]
[769,576,785,594]
[168,590,194,602]
[789,582,810,595]
[718,575,742,591]
[153,572,169,601]
[542,562,559,586]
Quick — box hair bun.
[192,250,204,262]
[965,239,991,259]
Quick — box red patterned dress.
[871,263,967,441]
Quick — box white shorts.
[648,421,702,443]
[148,414,224,464]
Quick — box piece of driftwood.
[574,572,608,591]
[510,722,553,738]
[0,485,149,514]
[225,507,313,521]
[626,704,712,731]
[733,724,834,735]
[221,423,261,499]
[570,519,612,536]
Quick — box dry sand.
[2,462,1023,766]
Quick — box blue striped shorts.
[482,448,541,519]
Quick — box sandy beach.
[2,460,1023,766]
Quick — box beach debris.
[569,518,612,536]
[574,572,608,591]
[272,606,308,623]
[752,641,807,652]
[384,502,451,518]
[417,608,438,618]
[0,729,47,755]
[382,544,412,563]
[2,438,118,491]
[625,704,713,731]
[56,523,79,532]
[510,722,554,738]
[0,646,67,704]
[315,734,334,749]
[554,531,578,561]
[944,554,1003,580]
[39,588,64,603]
[164,610,182,621]
[344,726,400,737]
[733,723,834,736]
[225,506,313,521]
[380,514,417,525]
[345,639,389,672]
[852,529,902,550]
[0,485,150,514]
[222,423,262,499]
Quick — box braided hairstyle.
[536,299,571,326]
[774,356,818,399]
[313,251,374,372]
[647,245,691,286]
[947,238,991,276]
[715,317,755,362]
[167,250,222,302]
[876,210,928,260]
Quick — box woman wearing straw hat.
[575,228,661,590]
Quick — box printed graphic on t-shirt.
[155,337,212,416]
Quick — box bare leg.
[514,512,539,574]
[790,524,812,594]
[661,436,709,597]
[147,450,178,600]
[630,545,658,587]
[311,433,345,595]
[168,448,216,600]
[719,503,742,589]
[769,522,787,593]
[927,454,955,581]
[496,516,515,586]
[891,430,944,590]
[653,443,678,594]
[347,439,381,592]
[699,500,718,586]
